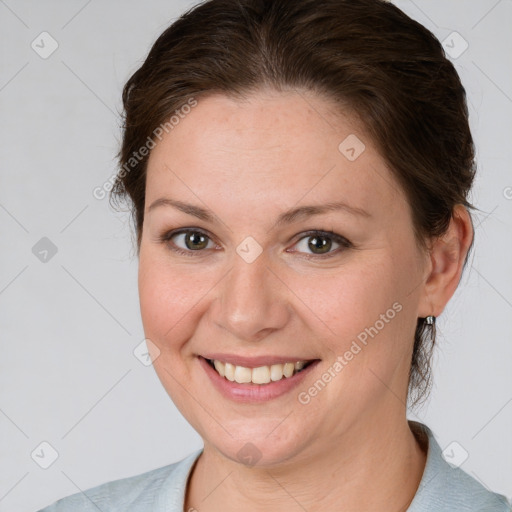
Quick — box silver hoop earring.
[425,315,435,325]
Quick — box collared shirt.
[37,422,511,511]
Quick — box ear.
[417,204,474,318]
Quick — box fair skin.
[138,89,473,512]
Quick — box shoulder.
[36,449,202,512]
[408,422,511,512]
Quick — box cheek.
[137,252,213,412]
[309,260,395,334]
[138,251,211,354]
[304,252,414,367]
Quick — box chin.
[200,418,309,468]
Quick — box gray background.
[0,1,511,510]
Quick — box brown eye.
[183,231,209,250]
[291,230,351,258]
[165,229,215,253]
[306,235,332,254]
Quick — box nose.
[211,253,290,343]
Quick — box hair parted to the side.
[110,0,477,407]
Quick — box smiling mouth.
[205,358,315,384]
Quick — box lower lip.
[199,356,320,403]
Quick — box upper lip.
[201,353,318,368]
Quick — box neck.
[185,415,428,512]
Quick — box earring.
[425,315,435,325]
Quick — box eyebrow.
[147,197,371,225]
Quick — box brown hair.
[111,0,476,406]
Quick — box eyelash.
[158,228,352,259]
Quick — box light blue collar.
[152,421,510,511]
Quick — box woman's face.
[138,90,430,465]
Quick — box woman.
[38,0,511,510]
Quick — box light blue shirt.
[37,422,511,511]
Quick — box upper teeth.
[212,360,307,384]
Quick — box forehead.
[145,91,405,224]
